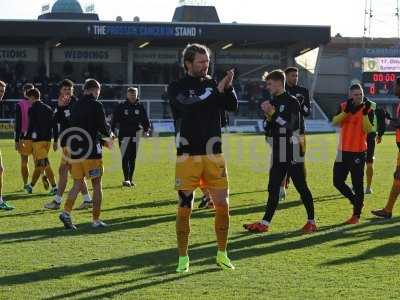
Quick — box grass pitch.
[1,133,399,299]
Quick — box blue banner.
[88,24,202,38]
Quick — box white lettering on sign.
[93,25,107,36]
[174,27,197,37]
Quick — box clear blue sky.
[0,0,396,37]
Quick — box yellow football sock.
[215,205,230,252]
[176,207,192,256]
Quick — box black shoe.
[59,213,77,230]
[371,209,392,219]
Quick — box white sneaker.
[44,200,61,210]
[122,181,131,187]
[75,201,93,210]
[92,220,108,228]
[365,188,373,194]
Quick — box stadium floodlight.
[54,42,62,47]
[138,42,150,48]
[221,43,233,50]
[300,47,312,54]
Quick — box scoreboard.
[362,72,397,96]
[362,57,400,96]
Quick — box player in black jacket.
[59,79,114,230]
[244,70,316,234]
[44,79,92,210]
[111,87,150,187]
[169,44,238,272]
[15,83,50,191]
[24,88,57,195]
[277,67,311,201]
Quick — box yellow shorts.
[32,141,51,161]
[60,147,71,166]
[175,154,228,191]
[70,159,103,180]
[19,139,33,156]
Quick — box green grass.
[1,133,400,300]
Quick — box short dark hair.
[182,43,210,71]
[266,69,286,84]
[284,67,298,75]
[0,80,6,88]
[83,79,100,91]
[23,83,34,93]
[60,79,74,89]
[26,88,40,99]
[350,83,363,91]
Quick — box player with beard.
[169,44,238,272]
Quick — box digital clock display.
[362,72,398,96]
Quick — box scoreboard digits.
[362,57,400,96]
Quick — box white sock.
[308,219,315,225]
[261,220,270,226]
[0,197,3,204]
[54,195,62,204]
[83,194,91,203]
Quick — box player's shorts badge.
[175,178,181,188]
[89,168,102,178]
